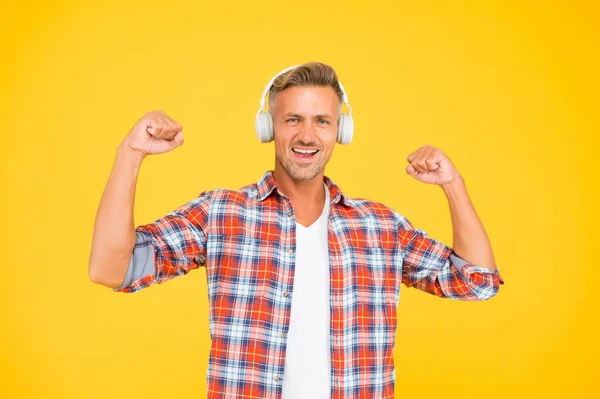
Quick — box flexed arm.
[405,144,496,271]
[399,144,504,300]
[88,110,185,288]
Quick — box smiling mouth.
[292,148,319,155]
[291,147,319,160]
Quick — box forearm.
[441,177,496,272]
[88,141,145,287]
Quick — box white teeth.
[292,148,318,154]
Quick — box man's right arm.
[88,142,145,288]
[88,110,185,288]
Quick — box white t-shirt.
[281,183,331,398]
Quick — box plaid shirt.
[114,170,505,398]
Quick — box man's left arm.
[400,144,505,300]
[441,174,496,271]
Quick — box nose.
[299,121,317,144]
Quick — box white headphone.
[255,64,354,145]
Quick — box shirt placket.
[328,208,346,398]
[272,196,297,397]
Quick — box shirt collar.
[256,170,347,205]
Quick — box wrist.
[440,175,465,194]
[116,141,146,174]
[117,140,146,163]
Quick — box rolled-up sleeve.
[395,212,505,301]
[113,191,212,294]
[112,231,156,292]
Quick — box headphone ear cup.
[337,114,354,145]
[255,113,274,143]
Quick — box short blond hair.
[268,62,344,115]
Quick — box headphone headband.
[258,65,299,109]
[257,64,351,113]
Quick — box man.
[89,62,504,399]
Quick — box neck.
[272,164,325,207]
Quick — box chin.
[276,152,325,181]
[287,165,322,181]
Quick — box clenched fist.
[122,110,185,158]
[405,144,462,186]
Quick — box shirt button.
[283,292,289,297]
[274,376,281,382]
[287,211,293,216]
[279,332,284,338]
[287,249,293,254]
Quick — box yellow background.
[1,0,598,398]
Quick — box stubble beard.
[276,151,323,181]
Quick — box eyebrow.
[284,113,333,119]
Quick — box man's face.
[272,85,340,181]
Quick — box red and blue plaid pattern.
[114,170,504,398]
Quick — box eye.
[286,118,298,123]
[318,119,330,125]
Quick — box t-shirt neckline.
[296,182,330,231]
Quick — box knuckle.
[146,110,162,119]
[147,110,163,117]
